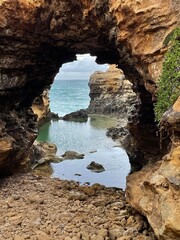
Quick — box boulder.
[86,161,105,173]
[62,109,88,122]
[61,151,85,160]
[30,141,63,169]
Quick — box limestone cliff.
[126,97,180,240]
[88,65,138,117]
[88,65,139,152]
[0,1,180,239]
[0,0,179,173]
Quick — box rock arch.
[0,1,180,238]
[0,0,179,173]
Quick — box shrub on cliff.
[154,28,180,122]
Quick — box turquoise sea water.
[37,79,130,189]
[49,79,90,116]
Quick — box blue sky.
[55,54,108,80]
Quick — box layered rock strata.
[87,65,140,161]
[126,97,180,240]
[0,1,180,239]
[88,65,138,117]
[0,108,37,175]
[0,0,179,173]
[87,64,164,171]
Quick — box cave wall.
[0,0,179,174]
[126,97,180,240]
[1,0,179,98]
[0,1,180,238]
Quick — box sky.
[55,54,108,80]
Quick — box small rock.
[75,173,82,176]
[64,237,72,240]
[12,195,21,200]
[133,235,151,240]
[86,161,105,173]
[80,231,90,240]
[29,195,44,204]
[89,150,97,153]
[80,186,96,196]
[48,156,64,163]
[120,209,128,215]
[14,236,25,240]
[35,230,51,240]
[92,183,105,191]
[109,229,123,240]
[111,201,125,209]
[61,151,85,160]
[62,109,88,122]
[68,191,87,201]
[40,142,57,153]
[72,237,80,240]
[9,214,23,225]
[127,216,135,226]
[116,237,131,240]
[97,229,108,238]
[120,218,127,227]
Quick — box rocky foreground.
[0,173,156,240]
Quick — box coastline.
[33,114,130,190]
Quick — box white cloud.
[55,54,108,80]
[76,54,96,61]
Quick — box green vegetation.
[154,28,180,122]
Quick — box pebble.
[29,195,44,204]
[0,173,156,239]
[14,236,25,240]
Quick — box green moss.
[163,29,176,46]
[154,27,180,122]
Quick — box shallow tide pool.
[37,115,130,189]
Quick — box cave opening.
[50,54,108,116]
[34,54,131,189]
[0,1,179,238]
[0,0,172,178]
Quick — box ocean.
[37,79,130,189]
[49,79,90,116]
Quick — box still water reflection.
[37,115,130,189]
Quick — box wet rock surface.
[30,141,63,170]
[0,173,156,240]
[61,151,85,160]
[0,1,179,239]
[86,161,105,173]
[62,110,88,122]
[0,0,179,173]
[30,144,85,170]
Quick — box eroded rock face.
[0,0,179,173]
[88,64,138,117]
[0,1,179,238]
[62,109,88,122]
[31,88,51,125]
[0,0,179,101]
[88,65,141,164]
[0,107,37,175]
[126,98,180,240]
